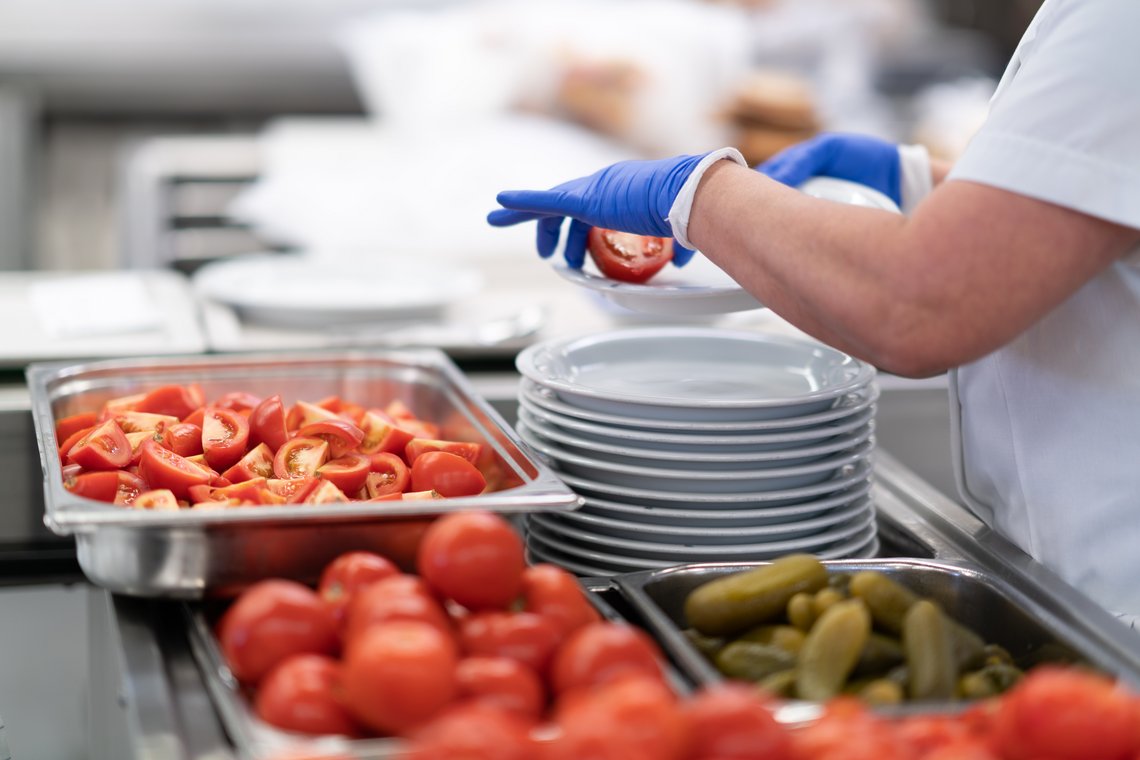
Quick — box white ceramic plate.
[525,518,879,569]
[578,481,873,527]
[192,252,483,327]
[519,407,874,468]
[798,177,901,213]
[519,422,873,492]
[554,496,873,545]
[521,379,879,433]
[555,459,872,509]
[553,253,763,317]
[518,394,875,453]
[526,542,631,576]
[516,328,875,422]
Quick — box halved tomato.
[587,228,673,284]
[317,452,371,495]
[249,394,290,452]
[364,453,410,497]
[222,443,276,483]
[405,439,482,466]
[138,439,212,500]
[202,407,251,472]
[134,384,205,420]
[297,419,365,459]
[67,419,132,470]
[273,437,330,480]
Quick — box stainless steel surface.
[27,350,580,596]
[0,85,37,270]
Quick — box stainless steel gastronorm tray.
[614,558,1140,720]
[26,350,581,596]
[183,577,690,760]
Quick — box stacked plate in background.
[514,327,880,576]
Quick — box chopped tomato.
[133,489,180,510]
[212,477,276,505]
[64,470,147,504]
[222,443,275,483]
[266,477,320,504]
[273,437,330,480]
[138,439,212,500]
[182,406,206,428]
[364,452,410,497]
[159,422,203,458]
[587,228,673,284]
[99,392,146,419]
[411,451,486,497]
[358,410,415,455]
[286,400,341,432]
[202,407,251,472]
[297,418,365,459]
[112,411,180,434]
[249,394,290,452]
[317,452,371,495]
[308,480,349,504]
[58,426,94,462]
[67,419,132,470]
[134,384,204,419]
[214,391,263,414]
[405,438,482,466]
[124,431,152,465]
[55,412,98,443]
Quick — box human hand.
[758,133,903,205]
[487,149,745,269]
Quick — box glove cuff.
[668,147,748,250]
[898,143,933,214]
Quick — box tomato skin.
[317,452,371,495]
[458,612,562,678]
[587,228,673,284]
[456,656,546,721]
[521,564,601,638]
[135,384,205,420]
[418,511,525,611]
[681,684,793,760]
[273,437,330,480]
[297,419,365,459]
[286,400,341,432]
[550,622,665,696]
[202,407,251,472]
[359,411,415,455]
[161,422,204,458]
[221,442,275,483]
[64,470,147,505]
[344,575,451,647]
[405,438,482,466]
[249,394,290,452]
[214,391,263,414]
[67,419,132,470]
[991,667,1140,760]
[55,412,98,443]
[340,620,460,736]
[317,551,400,627]
[410,451,487,497]
[133,489,180,510]
[254,654,361,737]
[217,579,339,685]
[365,453,410,497]
[58,426,94,462]
[265,476,319,504]
[408,703,536,760]
[138,439,212,500]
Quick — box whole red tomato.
[549,622,665,696]
[521,564,601,638]
[458,612,562,677]
[340,620,460,736]
[544,675,689,760]
[681,684,792,760]
[408,702,536,760]
[456,656,546,721]
[410,451,487,497]
[254,654,360,737]
[317,551,400,626]
[217,579,339,684]
[587,228,673,284]
[343,574,451,646]
[417,510,525,611]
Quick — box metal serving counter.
[78,451,1140,760]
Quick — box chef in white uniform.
[490,0,1140,626]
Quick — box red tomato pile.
[216,510,1140,760]
[54,383,491,509]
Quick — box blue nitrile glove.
[759,133,903,205]
[488,148,746,269]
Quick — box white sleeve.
[667,147,748,250]
[948,0,1140,231]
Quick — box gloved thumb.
[671,241,697,268]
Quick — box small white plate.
[798,177,901,212]
[516,328,875,422]
[519,423,873,492]
[521,379,879,433]
[193,252,483,327]
[555,459,872,509]
[518,394,875,452]
[519,407,874,468]
[554,253,763,317]
[578,482,873,527]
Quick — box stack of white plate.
[514,326,880,576]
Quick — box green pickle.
[795,598,871,701]
[759,669,798,698]
[850,677,905,706]
[903,600,957,701]
[849,570,919,635]
[787,592,818,631]
[684,554,829,636]
[736,624,807,655]
[682,628,726,661]
[811,587,847,618]
[714,641,798,682]
[852,632,906,677]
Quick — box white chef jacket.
[947,0,1140,625]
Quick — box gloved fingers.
[757,148,822,188]
[536,216,563,259]
[495,189,578,219]
[486,208,544,227]
[563,218,592,269]
[671,240,696,268]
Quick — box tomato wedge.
[273,437,330,480]
[405,438,482,466]
[113,411,180,434]
[134,384,205,419]
[202,407,251,472]
[297,419,365,459]
[133,489,180,510]
[160,422,204,458]
[410,451,487,497]
[249,394,290,452]
[214,391,263,414]
[55,412,98,443]
[286,400,341,432]
[359,411,415,456]
[309,480,350,504]
[222,443,276,483]
[266,477,320,504]
[365,453,410,497]
[67,419,132,470]
[587,228,673,284]
[317,452,371,495]
[138,439,212,500]
[64,470,147,504]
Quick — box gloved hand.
[758,133,903,205]
[487,148,745,269]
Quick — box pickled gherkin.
[849,570,919,635]
[684,554,829,636]
[715,641,797,682]
[903,600,957,701]
[736,624,807,656]
[786,592,817,631]
[795,598,871,701]
[852,632,906,678]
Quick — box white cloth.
[947,0,1140,624]
[668,147,748,251]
